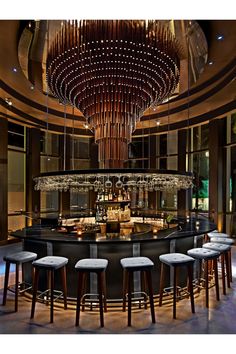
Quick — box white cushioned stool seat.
[187,248,220,260]
[32,256,68,270]
[120,256,154,271]
[207,232,229,238]
[159,253,195,266]
[210,237,234,245]
[203,242,231,253]
[4,251,37,263]
[75,258,108,272]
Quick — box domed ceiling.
[0,19,236,138]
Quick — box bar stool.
[187,248,220,307]
[30,256,68,323]
[159,253,195,319]
[210,237,234,283]
[205,232,230,242]
[2,251,37,312]
[120,256,155,327]
[203,243,231,295]
[208,232,230,238]
[75,258,108,327]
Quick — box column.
[177,129,189,217]
[26,128,41,225]
[0,118,8,242]
[209,119,226,229]
[59,134,71,215]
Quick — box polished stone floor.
[0,242,236,352]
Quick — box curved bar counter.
[11,217,216,303]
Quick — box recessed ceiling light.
[12,67,17,72]
[30,85,34,90]
[156,120,160,126]
[208,61,213,65]
[84,123,89,129]
[5,98,13,106]
[217,34,224,41]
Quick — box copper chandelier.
[47,20,181,168]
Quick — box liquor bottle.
[127,190,131,201]
[118,190,123,202]
[102,207,107,221]
[108,189,113,201]
[104,190,109,201]
[95,206,100,222]
[58,213,62,228]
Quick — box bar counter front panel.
[11,218,216,300]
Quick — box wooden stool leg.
[122,269,128,312]
[60,266,67,310]
[159,263,164,307]
[141,271,148,309]
[187,264,195,314]
[97,272,104,327]
[173,266,177,319]
[81,273,87,311]
[127,270,132,326]
[46,269,50,305]
[30,267,39,319]
[228,250,232,282]
[146,270,156,323]
[176,267,181,301]
[2,261,10,306]
[204,260,209,308]
[75,271,84,326]
[198,259,202,292]
[221,254,226,295]
[21,262,25,284]
[225,251,231,289]
[213,258,220,301]
[102,271,107,312]
[15,263,19,312]
[50,269,54,323]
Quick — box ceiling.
[0,20,236,137]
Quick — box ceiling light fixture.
[5,98,13,106]
[34,20,193,194]
[47,20,181,169]
[217,34,224,40]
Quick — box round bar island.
[11,217,216,304]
